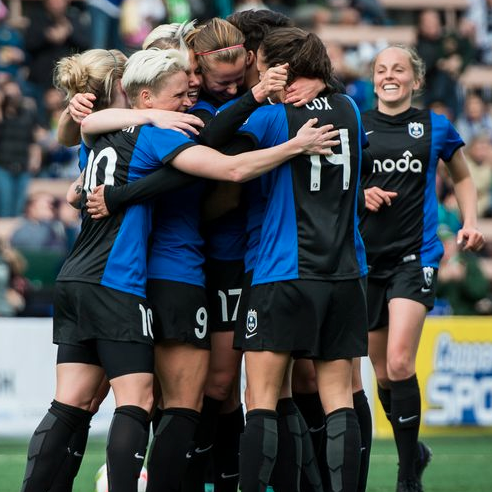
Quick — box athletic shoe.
[415,441,432,488]
[396,478,421,492]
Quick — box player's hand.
[295,118,340,155]
[457,226,485,251]
[252,63,289,103]
[147,110,204,136]
[364,187,398,212]
[284,77,325,107]
[86,185,109,220]
[68,93,96,123]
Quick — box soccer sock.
[390,375,421,481]
[270,398,302,492]
[151,406,164,437]
[106,405,149,492]
[21,400,92,492]
[292,391,325,454]
[48,413,92,492]
[295,402,323,492]
[239,409,278,492]
[181,396,222,492]
[325,407,361,492]
[353,390,372,492]
[146,407,200,492]
[377,385,392,422]
[293,391,329,490]
[213,404,244,492]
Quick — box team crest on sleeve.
[408,122,424,139]
[245,309,258,339]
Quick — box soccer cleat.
[414,441,432,489]
[396,478,422,492]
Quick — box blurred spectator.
[463,133,492,217]
[0,0,26,84]
[466,0,492,65]
[455,92,492,144]
[416,9,472,119]
[435,225,492,315]
[327,41,373,112]
[10,192,68,255]
[23,0,90,122]
[0,78,42,217]
[293,3,361,30]
[86,0,125,51]
[0,239,26,316]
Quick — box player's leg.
[240,350,290,492]
[20,355,103,492]
[147,341,209,492]
[387,298,426,491]
[100,340,154,492]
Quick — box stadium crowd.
[0,2,490,492]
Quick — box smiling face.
[373,46,421,115]
[201,55,246,103]
[187,49,202,105]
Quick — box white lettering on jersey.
[372,150,422,174]
[305,97,332,111]
[123,126,135,133]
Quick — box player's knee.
[387,353,415,380]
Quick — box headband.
[108,50,119,69]
[195,44,244,56]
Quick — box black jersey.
[360,107,464,276]
[57,126,196,297]
[238,93,368,284]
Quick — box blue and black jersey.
[360,107,464,276]
[237,93,368,285]
[57,125,196,297]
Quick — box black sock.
[270,398,302,492]
[239,409,278,492]
[390,375,421,481]
[213,404,244,492]
[181,396,222,492]
[21,400,92,492]
[146,407,200,492]
[151,407,164,437]
[106,405,149,492]
[377,385,392,422]
[353,390,372,492]
[48,413,92,492]
[325,407,361,492]
[292,392,325,455]
[295,403,323,492]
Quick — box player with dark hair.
[360,45,485,492]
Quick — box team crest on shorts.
[408,122,424,139]
[246,309,258,339]
[421,266,434,293]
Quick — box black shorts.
[54,281,154,346]
[233,269,253,350]
[205,258,244,332]
[147,279,210,349]
[56,340,154,380]
[367,262,438,331]
[239,278,368,361]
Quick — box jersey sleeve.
[148,127,198,164]
[435,113,465,162]
[103,167,198,214]
[78,142,90,171]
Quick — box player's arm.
[446,147,485,251]
[86,167,197,219]
[58,93,95,146]
[66,170,85,209]
[171,118,333,182]
[80,108,204,146]
[284,77,327,107]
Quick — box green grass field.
[1,436,491,492]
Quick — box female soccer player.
[359,45,485,492]
[216,27,369,492]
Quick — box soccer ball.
[94,463,148,492]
